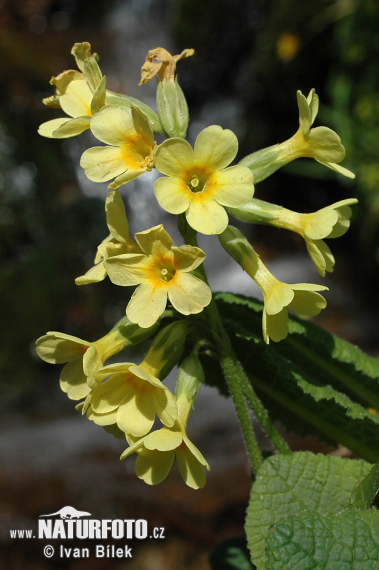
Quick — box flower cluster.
[36,43,357,486]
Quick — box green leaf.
[209,537,256,570]
[245,452,372,570]
[265,509,379,569]
[213,293,379,460]
[350,461,379,510]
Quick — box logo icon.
[39,506,91,520]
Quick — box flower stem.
[177,215,290,471]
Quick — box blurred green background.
[0,0,378,567]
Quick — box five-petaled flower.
[154,125,255,235]
[85,362,178,437]
[287,198,358,276]
[76,189,141,285]
[80,105,156,189]
[285,89,355,178]
[38,42,106,139]
[121,393,209,489]
[219,225,328,343]
[104,225,212,328]
[35,329,128,400]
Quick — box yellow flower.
[104,225,212,328]
[239,89,355,182]
[219,226,328,343]
[80,105,156,189]
[259,274,328,344]
[139,47,194,86]
[35,329,128,400]
[75,190,141,285]
[229,197,358,276]
[283,89,355,178]
[287,198,358,276]
[38,42,106,139]
[121,393,209,489]
[85,362,178,437]
[154,125,255,235]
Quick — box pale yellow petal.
[38,118,74,138]
[90,105,135,145]
[134,225,173,256]
[117,393,155,437]
[297,90,312,133]
[153,387,178,428]
[194,125,238,171]
[168,273,211,315]
[105,253,148,286]
[265,309,289,343]
[144,428,183,451]
[318,161,355,179]
[108,169,145,189]
[186,198,229,235]
[87,407,118,426]
[306,127,345,163]
[90,374,131,413]
[289,288,327,316]
[176,446,207,489]
[59,80,92,118]
[183,435,210,467]
[75,262,107,285]
[135,449,175,485]
[154,138,194,176]
[59,360,90,400]
[305,239,335,276]
[131,105,155,148]
[172,245,205,272]
[304,209,338,240]
[210,165,254,207]
[126,282,167,328]
[52,116,91,138]
[264,285,294,316]
[80,146,126,182]
[154,176,190,214]
[36,332,89,364]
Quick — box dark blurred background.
[0,0,378,568]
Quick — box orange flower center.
[145,253,176,286]
[185,167,212,194]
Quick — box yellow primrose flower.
[121,392,209,489]
[283,89,355,178]
[85,362,178,437]
[38,42,106,139]
[76,190,141,285]
[80,105,156,189]
[229,197,357,276]
[35,328,129,400]
[239,89,355,182]
[219,226,328,343]
[154,125,255,235]
[104,225,212,328]
[139,47,194,86]
[278,198,357,276]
